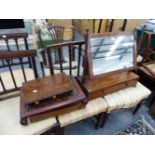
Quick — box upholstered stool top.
[0,97,57,135]
[58,97,107,127]
[103,82,151,112]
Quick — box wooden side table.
[20,73,87,125]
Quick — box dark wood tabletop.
[21,73,74,105]
[20,73,87,125]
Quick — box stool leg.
[149,92,155,108]
[133,103,142,115]
[95,112,107,129]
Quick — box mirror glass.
[89,34,135,76]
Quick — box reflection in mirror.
[89,34,135,76]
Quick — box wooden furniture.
[0,33,31,68]
[35,25,76,66]
[20,73,87,125]
[80,72,139,100]
[47,19,73,40]
[136,49,155,119]
[0,50,59,135]
[42,41,85,77]
[136,26,155,63]
[0,50,38,96]
[57,97,107,131]
[48,25,65,42]
[150,101,155,120]
[84,32,137,80]
[74,31,151,128]
[79,31,138,101]
[47,25,65,63]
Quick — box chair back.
[0,33,29,51]
[48,25,65,42]
[0,50,38,96]
[0,33,31,68]
[45,41,85,77]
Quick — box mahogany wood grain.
[77,72,139,100]
[21,73,74,105]
[20,75,87,125]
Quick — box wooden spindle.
[98,19,102,33]
[24,38,29,50]
[47,48,54,75]
[0,75,6,91]
[19,58,27,82]
[5,39,10,50]
[15,39,19,50]
[24,38,32,68]
[58,48,63,72]
[77,44,82,76]
[7,59,17,88]
[5,39,13,65]
[109,19,114,32]
[69,46,72,75]
[31,57,38,78]
[122,19,128,31]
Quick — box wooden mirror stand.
[78,31,139,100]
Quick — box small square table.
[20,73,87,125]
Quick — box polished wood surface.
[0,33,30,68]
[21,73,74,105]
[20,75,87,125]
[78,72,139,100]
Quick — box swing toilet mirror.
[85,32,137,80]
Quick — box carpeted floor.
[63,102,155,135]
[114,119,154,135]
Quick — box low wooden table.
[20,73,87,125]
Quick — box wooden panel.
[30,103,83,123]
[21,73,74,105]
[82,72,139,100]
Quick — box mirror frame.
[85,31,137,80]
